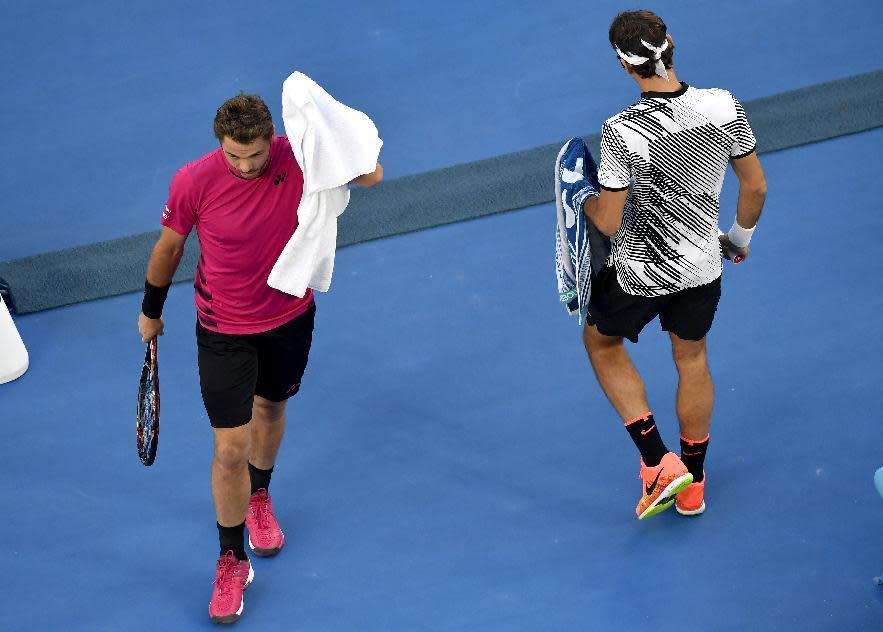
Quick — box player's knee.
[671,340,707,369]
[213,434,250,467]
[583,324,621,356]
[253,396,286,422]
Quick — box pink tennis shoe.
[209,551,253,624]
[246,489,285,556]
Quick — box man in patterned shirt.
[563,10,767,519]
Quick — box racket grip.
[718,229,743,264]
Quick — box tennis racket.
[136,337,160,466]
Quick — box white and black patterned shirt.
[597,82,756,297]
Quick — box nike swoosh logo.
[640,424,656,436]
[645,468,663,496]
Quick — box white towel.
[267,71,383,296]
[0,295,28,384]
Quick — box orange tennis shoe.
[636,452,693,520]
[246,489,285,556]
[675,474,706,516]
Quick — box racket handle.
[718,229,744,264]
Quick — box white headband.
[615,38,670,80]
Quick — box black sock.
[680,434,709,482]
[217,522,247,561]
[625,413,668,467]
[248,462,274,495]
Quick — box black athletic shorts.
[586,266,721,343]
[196,304,316,428]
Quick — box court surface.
[1,1,882,630]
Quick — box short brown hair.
[609,10,674,79]
[213,92,274,143]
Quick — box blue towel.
[554,137,609,323]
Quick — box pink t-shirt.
[161,135,314,334]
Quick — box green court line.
[2,68,881,314]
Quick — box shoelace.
[214,552,238,596]
[251,491,272,530]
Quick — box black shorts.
[586,266,721,343]
[196,304,316,428]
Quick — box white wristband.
[727,220,755,248]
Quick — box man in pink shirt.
[137,93,383,624]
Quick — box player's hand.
[719,233,749,263]
[348,162,384,188]
[139,313,165,343]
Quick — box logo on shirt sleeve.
[273,172,287,186]
[162,205,172,221]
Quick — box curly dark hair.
[213,92,274,143]
[609,10,675,79]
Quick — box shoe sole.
[248,534,284,557]
[638,473,694,520]
[641,497,675,519]
[209,565,254,625]
[210,613,241,625]
[676,500,706,516]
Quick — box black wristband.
[142,280,171,319]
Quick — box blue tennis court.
[2,1,882,630]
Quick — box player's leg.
[249,396,287,476]
[583,266,653,420]
[583,268,691,519]
[659,277,722,516]
[669,333,713,441]
[244,396,287,556]
[210,424,256,623]
[197,322,258,623]
[668,333,711,516]
[246,304,316,556]
[582,324,650,422]
[212,424,253,536]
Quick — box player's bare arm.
[720,151,767,261]
[731,151,767,228]
[147,227,188,286]
[583,188,629,236]
[349,161,384,188]
[138,227,189,342]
